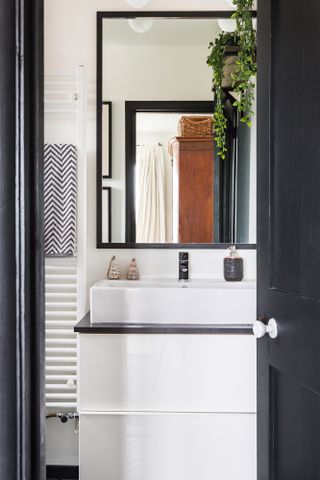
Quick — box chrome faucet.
[179,252,189,281]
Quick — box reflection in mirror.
[102,187,112,243]
[136,113,216,244]
[102,102,112,178]
[98,15,257,247]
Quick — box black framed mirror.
[97,11,257,249]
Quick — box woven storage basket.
[178,116,213,137]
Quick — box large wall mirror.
[97,12,257,248]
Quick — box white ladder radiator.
[45,258,78,409]
[44,66,87,411]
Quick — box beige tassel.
[127,258,139,280]
[107,256,121,280]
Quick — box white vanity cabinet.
[78,333,257,480]
[80,412,256,480]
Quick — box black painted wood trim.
[0,2,17,477]
[102,101,112,179]
[74,314,253,335]
[124,101,215,244]
[257,1,272,479]
[0,0,45,479]
[125,100,136,243]
[98,102,112,180]
[101,187,112,244]
[19,0,46,478]
[95,242,256,250]
[96,12,103,249]
[97,11,257,19]
[47,464,79,480]
[31,0,46,476]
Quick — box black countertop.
[74,313,253,335]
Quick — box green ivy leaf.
[207,2,256,160]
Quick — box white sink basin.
[90,278,256,325]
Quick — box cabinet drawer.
[80,412,256,480]
[78,334,256,412]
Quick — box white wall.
[46,419,79,465]
[44,0,257,466]
[103,46,212,102]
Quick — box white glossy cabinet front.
[78,334,256,413]
[78,334,256,480]
[80,412,256,480]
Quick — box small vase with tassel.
[127,258,140,280]
[106,256,121,280]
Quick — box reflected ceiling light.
[126,0,151,9]
[218,18,237,32]
[128,18,154,33]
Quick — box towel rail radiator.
[44,66,87,410]
[45,258,78,409]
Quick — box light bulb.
[128,18,154,34]
[126,0,151,9]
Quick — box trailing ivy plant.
[207,0,256,159]
[231,0,257,127]
[207,32,236,159]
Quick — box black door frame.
[257,1,271,477]
[125,100,214,243]
[0,0,45,479]
[0,4,261,479]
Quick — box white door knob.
[253,318,278,339]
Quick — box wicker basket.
[178,116,213,137]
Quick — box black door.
[257,0,320,478]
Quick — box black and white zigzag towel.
[44,144,77,256]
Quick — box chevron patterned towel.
[44,144,77,256]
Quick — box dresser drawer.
[79,412,256,480]
[78,334,256,412]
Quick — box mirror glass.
[98,16,257,246]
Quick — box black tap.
[179,252,189,280]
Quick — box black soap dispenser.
[224,246,243,282]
